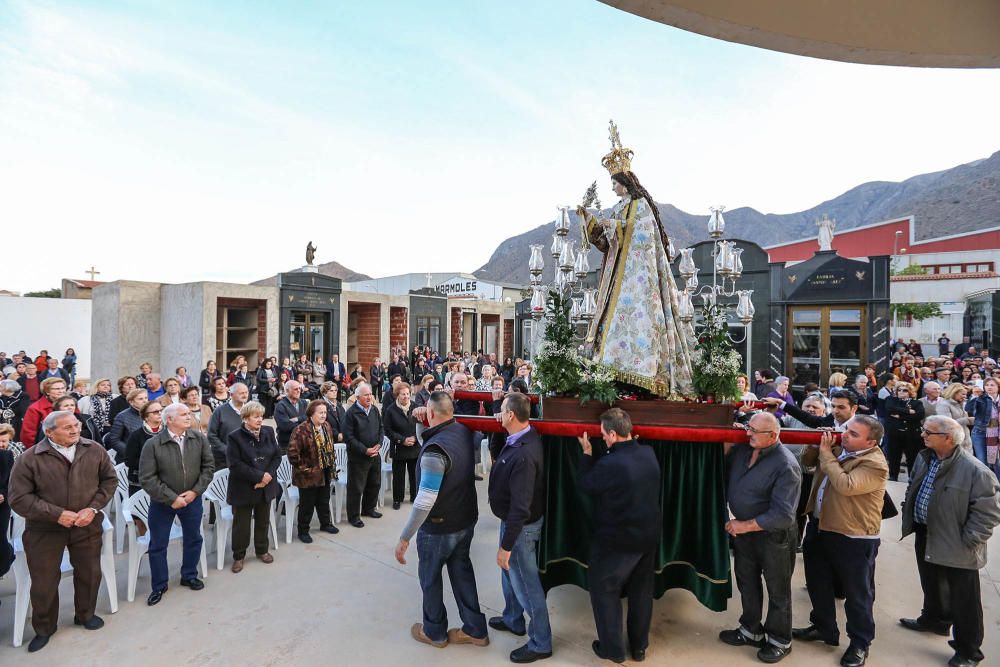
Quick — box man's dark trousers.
[148,495,203,592]
[23,523,103,635]
[802,518,879,650]
[347,456,380,521]
[732,526,796,646]
[588,543,655,660]
[913,524,984,662]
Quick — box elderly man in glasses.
[719,411,801,663]
[899,415,1000,667]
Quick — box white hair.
[1,379,19,393]
[925,415,965,446]
[354,382,372,396]
[42,410,76,433]
[855,375,869,384]
[162,402,189,422]
[283,380,299,392]
[230,382,248,394]
[922,381,941,391]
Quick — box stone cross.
[85,266,101,281]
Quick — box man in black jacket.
[577,408,661,663]
[342,383,384,527]
[273,380,309,452]
[765,389,858,432]
[206,383,248,470]
[320,382,347,443]
[488,392,551,663]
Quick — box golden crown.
[601,119,633,175]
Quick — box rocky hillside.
[252,260,371,287]
[476,149,1000,284]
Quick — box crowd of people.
[2,339,1000,665]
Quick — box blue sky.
[2,0,999,292]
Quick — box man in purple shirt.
[488,392,550,663]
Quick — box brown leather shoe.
[411,623,447,648]
[231,559,244,574]
[447,628,490,646]
[257,553,274,564]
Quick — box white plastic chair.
[122,490,208,602]
[10,511,118,647]
[331,443,348,523]
[107,447,117,464]
[480,436,491,475]
[276,455,299,544]
[203,469,233,570]
[378,436,392,508]
[113,462,130,554]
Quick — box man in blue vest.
[394,391,489,649]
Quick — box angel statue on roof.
[575,121,695,398]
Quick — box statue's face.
[612,179,627,197]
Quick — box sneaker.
[719,628,764,648]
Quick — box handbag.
[267,385,278,398]
[880,490,898,520]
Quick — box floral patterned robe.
[582,195,695,397]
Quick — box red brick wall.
[450,308,462,355]
[217,297,267,364]
[351,302,381,369]
[389,307,408,352]
[503,319,514,360]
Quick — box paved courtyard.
[1,477,998,666]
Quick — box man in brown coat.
[8,410,117,652]
[792,415,889,667]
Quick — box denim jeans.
[148,495,203,592]
[416,525,487,643]
[970,430,1000,477]
[500,517,552,652]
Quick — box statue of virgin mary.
[576,121,695,398]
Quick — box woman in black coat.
[225,401,281,573]
[383,382,419,510]
[125,401,163,495]
[199,360,222,397]
[0,438,14,579]
[883,381,925,481]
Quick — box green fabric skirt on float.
[537,436,732,612]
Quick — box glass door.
[290,312,329,362]
[790,309,822,388]
[787,306,866,389]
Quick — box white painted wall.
[0,296,92,378]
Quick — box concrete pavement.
[1,478,998,665]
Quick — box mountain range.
[252,260,372,287]
[474,149,1000,285]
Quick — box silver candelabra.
[528,206,597,339]
[677,206,755,344]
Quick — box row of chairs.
[5,433,493,647]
